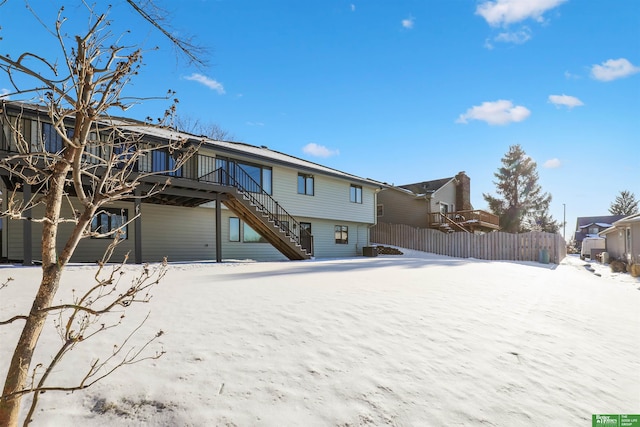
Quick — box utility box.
[538,248,549,264]
[363,246,378,257]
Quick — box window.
[91,208,128,239]
[335,225,348,244]
[589,226,599,235]
[262,168,272,195]
[113,141,137,171]
[377,204,384,217]
[229,217,240,242]
[243,223,268,243]
[350,185,362,203]
[42,123,70,153]
[150,149,182,177]
[298,173,314,195]
[215,157,272,194]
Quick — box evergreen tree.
[528,210,561,234]
[483,145,557,233]
[608,190,639,215]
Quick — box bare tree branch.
[0,3,203,423]
[124,0,208,67]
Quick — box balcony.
[428,210,500,233]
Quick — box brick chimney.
[455,171,473,211]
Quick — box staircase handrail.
[440,212,471,233]
[203,166,312,255]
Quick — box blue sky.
[1,0,639,239]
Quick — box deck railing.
[199,165,313,256]
[429,209,500,229]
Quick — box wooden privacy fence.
[371,223,567,263]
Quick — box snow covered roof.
[575,215,626,230]
[580,222,613,229]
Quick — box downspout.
[366,186,385,246]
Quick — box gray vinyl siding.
[6,198,218,263]
[219,209,288,262]
[633,225,640,264]
[377,188,428,228]
[7,201,135,263]
[604,231,625,260]
[139,203,216,262]
[270,166,377,224]
[3,146,377,263]
[431,181,456,213]
[605,224,640,264]
[302,218,369,258]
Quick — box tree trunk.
[0,156,72,426]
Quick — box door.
[300,222,312,255]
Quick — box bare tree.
[174,115,237,141]
[0,5,201,425]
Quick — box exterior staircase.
[211,167,313,261]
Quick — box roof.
[575,215,626,231]
[614,213,640,224]
[3,101,385,189]
[579,222,614,229]
[598,213,640,236]
[398,177,454,195]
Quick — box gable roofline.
[613,212,640,226]
[575,215,626,230]
[379,184,431,199]
[598,213,640,236]
[398,176,456,196]
[2,100,384,189]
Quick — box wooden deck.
[428,210,500,233]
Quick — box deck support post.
[22,182,33,266]
[134,187,142,264]
[215,194,222,263]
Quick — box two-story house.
[0,101,383,264]
[377,171,499,233]
[574,215,625,249]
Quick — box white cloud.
[402,17,415,29]
[350,4,356,12]
[494,27,532,44]
[476,0,567,26]
[184,73,225,94]
[245,121,264,127]
[543,158,561,168]
[548,94,584,109]
[0,88,9,99]
[564,70,580,80]
[591,58,640,82]
[303,143,339,158]
[456,100,531,125]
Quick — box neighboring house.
[599,213,640,264]
[0,101,383,264]
[377,171,499,233]
[574,215,625,249]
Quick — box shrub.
[610,259,628,273]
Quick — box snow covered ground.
[1,250,638,426]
